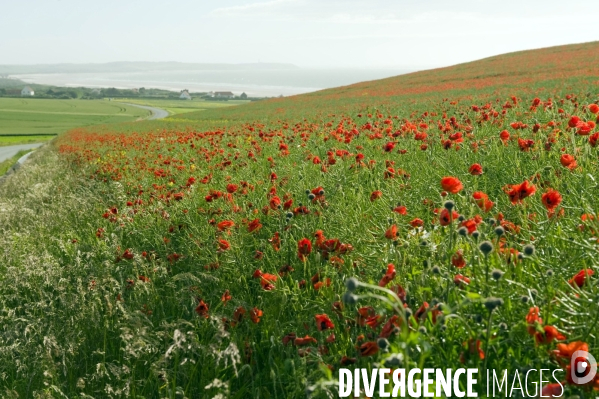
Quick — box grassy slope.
[0,98,150,134]
[1,42,599,398]
[113,98,250,116]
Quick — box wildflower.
[454,274,471,288]
[370,190,383,201]
[451,250,466,268]
[250,307,263,323]
[560,154,577,170]
[195,300,209,318]
[541,189,562,211]
[378,263,396,287]
[221,290,232,303]
[439,208,459,226]
[218,239,231,251]
[440,176,463,194]
[294,335,317,346]
[499,130,510,144]
[505,180,536,204]
[217,220,235,231]
[569,269,594,288]
[589,104,599,114]
[535,325,566,345]
[468,163,483,175]
[297,238,312,260]
[260,273,278,290]
[247,218,262,233]
[385,224,398,240]
[359,341,379,357]
[410,218,424,228]
[315,314,335,331]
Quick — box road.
[122,103,169,120]
[0,143,44,163]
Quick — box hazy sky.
[1,0,598,69]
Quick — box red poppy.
[250,307,263,323]
[315,314,335,331]
[259,273,278,291]
[247,218,262,233]
[472,191,494,212]
[294,335,318,346]
[468,163,483,175]
[568,116,581,128]
[440,176,463,194]
[499,130,510,144]
[359,341,379,357]
[569,269,594,287]
[217,220,235,231]
[453,274,471,288]
[541,189,562,211]
[221,290,232,303]
[226,184,238,193]
[195,300,209,318]
[218,239,231,251]
[297,238,312,260]
[410,218,424,228]
[392,205,407,215]
[535,325,566,345]
[385,224,398,240]
[379,315,401,338]
[589,104,599,114]
[560,154,577,170]
[383,142,396,152]
[282,332,297,346]
[554,341,589,363]
[439,208,459,226]
[370,190,383,201]
[415,302,429,319]
[590,132,599,147]
[378,263,396,287]
[269,232,281,251]
[505,180,536,204]
[540,384,564,398]
[340,356,357,365]
[451,250,466,268]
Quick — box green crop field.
[114,98,250,116]
[0,98,150,134]
[1,42,599,398]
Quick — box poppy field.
[1,42,599,398]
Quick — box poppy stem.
[482,310,493,392]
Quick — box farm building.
[21,86,34,96]
[214,91,234,99]
[179,90,191,100]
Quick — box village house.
[21,86,34,96]
[213,91,234,99]
[179,89,191,100]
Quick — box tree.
[240,92,248,99]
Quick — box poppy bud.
[443,200,455,211]
[520,295,529,303]
[384,353,404,367]
[546,269,554,277]
[404,308,413,319]
[523,244,535,256]
[286,212,293,218]
[487,218,496,226]
[458,215,465,222]
[342,292,358,305]
[377,338,390,351]
[345,277,359,292]
[494,226,505,236]
[458,227,468,236]
[530,289,538,298]
[418,326,427,334]
[491,269,504,281]
[499,323,508,330]
[479,241,494,255]
[484,297,504,311]
[423,259,431,268]
[431,266,441,275]
[472,231,480,240]
[308,194,315,200]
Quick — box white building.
[21,86,34,96]
[213,91,234,99]
[179,90,191,100]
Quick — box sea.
[12,68,415,97]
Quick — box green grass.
[0,98,150,134]
[0,134,56,146]
[0,149,30,175]
[113,98,250,116]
